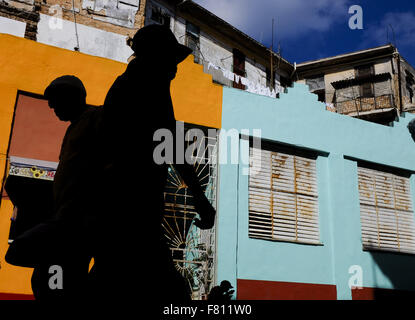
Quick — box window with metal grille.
[248,145,320,244]
[358,166,415,254]
[162,123,218,300]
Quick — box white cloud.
[362,11,415,50]
[193,0,352,42]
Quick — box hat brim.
[176,44,193,63]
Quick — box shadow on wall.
[366,251,415,299]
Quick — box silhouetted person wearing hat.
[6,75,104,301]
[90,24,216,304]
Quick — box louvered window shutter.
[358,166,415,254]
[248,147,320,244]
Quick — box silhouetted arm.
[168,119,216,230]
[174,162,216,229]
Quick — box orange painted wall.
[0,34,222,296]
[9,95,69,163]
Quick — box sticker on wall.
[9,163,56,181]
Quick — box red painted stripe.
[237,279,337,300]
[352,287,415,300]
[0,293,35,300]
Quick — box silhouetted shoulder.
[77,106,104,134]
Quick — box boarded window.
[356,64,374,97]
[358,166,415,254]
[248,146,320,244]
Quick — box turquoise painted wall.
[217,83,415,300]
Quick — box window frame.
[248,141,321,245]
[357,163,415,255]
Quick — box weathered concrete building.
[0,0,294,95]
[0,0,146,62]
[296,45,415,125]
[145,0,294,98]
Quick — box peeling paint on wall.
[82,0,140,28]
[0,16,26,37]
[37,13,133,62]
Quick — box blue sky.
[193,0,415,66]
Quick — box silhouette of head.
[408,118,415,142]
[131,24,192,80]
[219,280,233,290]
[44,75,87,122]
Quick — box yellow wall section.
[172,56,223,127]
[0,34,222,295]
[0,34,222,127]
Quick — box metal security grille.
[162,124,217,300]
[248,146,320,244]
[358,166,415,254]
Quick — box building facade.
[218,83,415,300]
[296,45,415,126]
[145,0,294,99]
[0,0,146,62]
[0,0,294,95]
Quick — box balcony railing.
[335,94,395,116]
